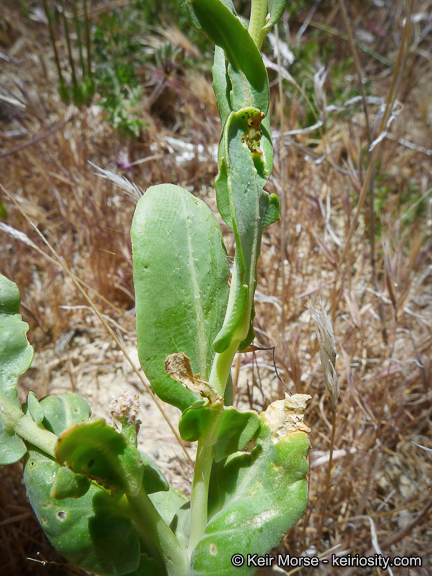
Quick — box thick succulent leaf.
[262,0,289,33]
[41,393,91,435]
[188,3,279,357]
[27,391,45,424]
[43,394,167,496]
[169,501,190,550]
[190,396,311,575]
[0,274,33,410]
[24,447,142,576]
[131,184,229,411]
[213,109,280,353]
[222,108,278,274]
[212,46,231,139]
[50,466,91,499]
[89,491,141,572]
[260,112,274,186]
[0,417,27,464]
[216,0,237,14]
[187,0,269,114]
[0,274,34,463]
[55,419,144,496]
[126,554,167,576]
[139,451,169,495]
[0,273,21,315]
[150,486,189,527]
[213,407,259,462]
[179,400,259,462]
[178,399,223,443]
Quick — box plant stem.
[83,0,92,80]
[187,290,245,553]
[316,409,336,549]
[188,308,246,553]
[208,339,241,398]
[187,0,272,559]
[42,0,68,99]
[188,440,214,555]
[127,486,189,576]
[2,405,57,457]
[59,0,78,89]
[248,0,268,49]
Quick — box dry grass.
[1,0,432,574]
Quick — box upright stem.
[188,272,248,551]
[128,487,189,576]
[188,440,215,555]
[248,0,268,50]
[2,406,57,458]
[188,0,270,558]
[208,339,242,398]
[316,409,336,549]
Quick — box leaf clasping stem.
[188,440,215,555]
[187,298,247,553]
[248,0,268,50]
[127,486,189,576]
[1,403,57,458]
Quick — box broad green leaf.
[260,112,274,186]
[44,394,169,495]
[179,399,223,444]
[131,184,229,411]
[213,109,280,353]
[50,466,91,499]
[190,395,311,575]
[24,447,142,576]
[55,419,144,496]
[187,0,269,114]
[126,554,167,576]
[27,391,45,425]
[189,1,277,355]
[150,486,189,528]
[216,0,237,14]
[213,52,274,196]
[0,274,33,410]
[139,451,169,495]
[212,46,231,138]
[0,273,21,315]
[40,393,91,435]
[0,417,27,464]
[89,491,141,572]
[214,406,259,462]
[262,0,289,34]
[179,400,259,462]
[0,274,34,463]
[168,500,190,550]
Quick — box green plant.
[42,0,149,137]
[91,6,148,137]
[42,0,95,107]
[0,1,311,574]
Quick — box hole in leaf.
[56,510,67,522]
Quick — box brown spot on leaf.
[164,352,221,402]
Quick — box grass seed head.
[307,300,339,413]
